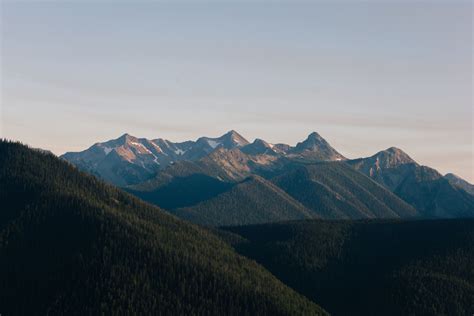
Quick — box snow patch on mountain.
[150,142,164,153]
[130,142,153,154]
[207,140,220,149]
[102,146,113,155]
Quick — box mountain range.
[61,131,344,186]
[3,140,473,315]
[62,131,474,224]
[0,140,324,315]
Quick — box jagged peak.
[290,131,345,160]
[253,138,271,147]
[307,131,323,140]
[295,132,330,149]
[225,129,240,136]
[371,147,416,167]
[118,133,131,139]
[299,132,329,146]
[241,138,277,156]
[221,130,249,144]
[378,147,413,159]
[90,133,137,150]
[199,130,249,148]
[116,133,138,143]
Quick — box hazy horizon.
[1,1,472,182]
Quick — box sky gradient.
[1,1,473,182]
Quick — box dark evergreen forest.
[224,219,474,316]
[0,140,325,315]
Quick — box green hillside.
[173,175,316,226]
[127,173,234,209]
[127,160,418,225]
[272,162,418,219]
[225,219,474,316]
[0,140,325,315]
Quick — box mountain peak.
[292,132,345,161]
[381,147,413,158]
[386,146,405,154]
[307,131,323,140]
[253,138,271,147]
[223,129,244,138]
[117,133,137,143]
[241,138,276,155]
[299,132,328,148]
[225,129,239,136]
[219,130,249,147]
[372,147,416,168]
[119,133,131,139]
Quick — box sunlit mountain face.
[61,131,474,223]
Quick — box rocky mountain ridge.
[62,130,474,220]
[62,130,344,186]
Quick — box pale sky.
[1,1,473,182]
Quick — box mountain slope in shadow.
[0,140,325,315]
[173,175,316,226]
[224,219,474,316]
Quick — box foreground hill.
[271,162,417,219]
[349,148,474,218]
[0,141,325,315]
[224,219,474,316]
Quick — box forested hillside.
[225,219,474,316]
[272,162,417,219]
[0,140,325,315]
[127,160,420,225]
[128,173,234,209]
[173,175,315,226]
